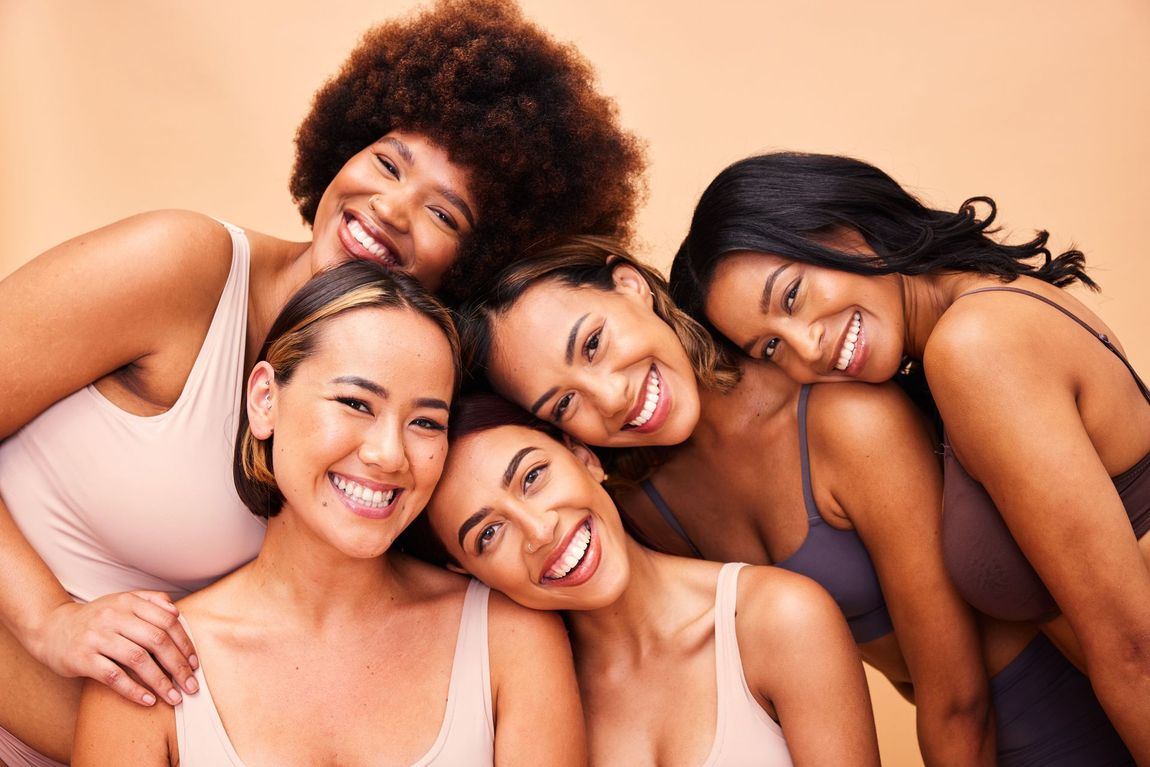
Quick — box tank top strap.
[639,479,705,558]
[956,286,1150,404]
[450,579,494,730]
[796,385,822,523]
[713,562,750,698]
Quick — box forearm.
[915,693,996,767]
[1089,654,1150,762]
[0,493,72,646]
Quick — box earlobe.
[446,562,470,576]
[246,361,277,440]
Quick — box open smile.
[338,212,402,268]
[621,365,670,433]
[330,472,402,520]
[833,311,863,374]
[540,517,600,586]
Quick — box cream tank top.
[704,563,794,767]
[0,221,266,602]
[175,579,495,765]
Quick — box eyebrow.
[529,386,559,416]
[415,398,450,411]
[383,136,413,165]
[502,446,537,488]
[458,507,492,549]
[759,264,790,315]
[333,376,387,398]
[565,313,590,365]
[455,445,540,549]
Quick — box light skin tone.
[72,307,585,766]
[704,232,1150,760]
[427,423,880,766]
[487,266,702,448]
[0,129,475,760]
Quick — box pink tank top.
[175,579,495,765]
[0,221,266,602]
[704,563,794,766]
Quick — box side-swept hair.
[672,152,1095,334]
[234,260,460,519]
[457,235,740,394]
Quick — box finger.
[117,613,200,699]
[88,653,160,707]
[129,598,200,680]
[100,633,185,705]
[131,590,181,615]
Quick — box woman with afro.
[0,1,644,764]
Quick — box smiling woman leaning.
[673,151,1150,760]
[415,392,879,766]
[71,261,584,766]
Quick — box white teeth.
[545,523,592,580]
[347,219,387,257]
[627,368,661,428]
[332,474,395,509]
[835,312,862,371]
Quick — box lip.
[329,471,403,520]
[831,312,868,378]
[620,364,672,434]
[337,211,404,269]
[539,516,601,587]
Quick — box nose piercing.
[526,540,538,554]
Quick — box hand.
[30,591,199,706]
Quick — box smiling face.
[704,248,907,384]
[251,307,454,559]
[425,424,630,611]
[309,130,477,292]
[485,266,701,448]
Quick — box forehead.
[305,307,454,392]
[431,426,541,521]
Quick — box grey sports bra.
[641,385,894,644]
[941,286,1150,622]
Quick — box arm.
[810,383,995,766]
[926,303,1150,761]
[72,679,175,766]
[737,566,879,766]
[0,210,233,703]
[487,591,587,766]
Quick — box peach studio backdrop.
[3,1,1148,764]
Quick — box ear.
[246,361,278,440]
[611,263,654,309]
[445,562,470,576]
[563,434,606,483]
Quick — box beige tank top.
[0,221,266,602]
[175,579,494,765]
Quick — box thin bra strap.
[639,479,705,558]
[957,287,1150,405]
[796,384,822,523]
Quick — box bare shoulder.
[486,589,569,646]
[735,565,842,641]
[807,381,922,450]
[74,678,175,765]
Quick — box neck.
[898,271,984,359]
[241,511,406,626]
[564,541,686,655]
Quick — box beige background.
[3,1,1149,763]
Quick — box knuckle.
[101,666,123,687]
[126,646,151,667]
[148,628,170,648]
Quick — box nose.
[592,370,631,418]
[509,505,559,555]
[786,318,825,365]
[369,191,411,233]
[358,419,409,474]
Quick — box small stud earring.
[263,394,272,409]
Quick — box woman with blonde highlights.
[73,261,584,766]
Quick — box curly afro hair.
[290,0,647,304]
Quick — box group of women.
[1,0,1146,765]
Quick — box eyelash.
[412,417,447,432]
[784,280,800,312]
[376,155,398,177]
[477,523,500,554]
[553,392,575,422]
[338,396,371,414]
[584,328,602,361]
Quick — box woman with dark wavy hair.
[0,2,642,763]
[674,152,1150,760]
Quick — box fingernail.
[185,676,199,694]
[167,689,182,705]
[142,693,156,706]
[189,654,199,670]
